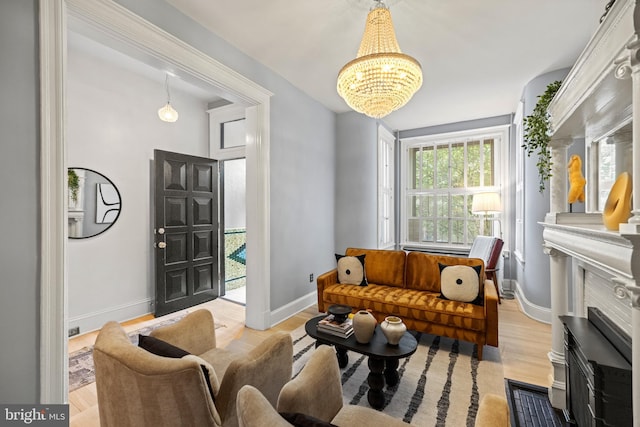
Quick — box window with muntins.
[401,127,506,249]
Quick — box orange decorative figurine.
[567,154,586,207]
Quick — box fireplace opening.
[560,307,632,427]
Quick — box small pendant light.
[158,74,179,123]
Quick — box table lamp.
[472,192,502,237]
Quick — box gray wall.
[0,0,40,403]
[335,111,379,253]
[517,68,570,309]
[269,87,336,310]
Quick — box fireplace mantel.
[543,213,637,280]
[540,0,640,424]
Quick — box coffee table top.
[305,315,418,360]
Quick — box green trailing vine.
[522,80,562,193]
[68,169,80,203]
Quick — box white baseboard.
[510,280,552,324]
[270,291,318,327]
[498,278,516,299]
[68,298,153,337]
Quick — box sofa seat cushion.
[323,283,486,332]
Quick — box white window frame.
[514,102,525,264]
[208,104,246,160]
[378,126,395,249]
[400,125,509,251]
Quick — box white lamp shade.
[472,192,502,214]
[158,103,179,123]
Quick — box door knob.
[158,242,167,249]
[158,228,165,235]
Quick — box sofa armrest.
[316,269,338,313]
[483,279,499,347]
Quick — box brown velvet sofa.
[317,248,499,360]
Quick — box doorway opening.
[40,0,273,402]
[221,158,247,305]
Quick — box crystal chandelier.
[158,74,179,123]
[337,0,422,119]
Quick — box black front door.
[154,149,219,316]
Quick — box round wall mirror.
[68,168,122,239]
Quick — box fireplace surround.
[540,0,640,424]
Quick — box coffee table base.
[384,358,400,386]
[366,357,402,409]
[336,347,349,369]
[367,358,386,409]
[305,316,417,410]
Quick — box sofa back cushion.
[345,248,406,288]
[405,251,485,292]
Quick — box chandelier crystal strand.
[337,2,422,119]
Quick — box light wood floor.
[68,297,551,426]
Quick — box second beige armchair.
[237,345,412,427]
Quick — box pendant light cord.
[164,74,172,104]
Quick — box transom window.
[401,127,506,249]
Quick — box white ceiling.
[166,0,606,131]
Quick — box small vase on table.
[352,310,377,344]
[380,316,406,346]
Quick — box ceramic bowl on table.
[328,304,352,323]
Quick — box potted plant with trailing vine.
[522,80,562,192]
[68,169,80,204]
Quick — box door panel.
[154,149,219,316]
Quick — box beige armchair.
[237,345,509,427]
[93,309,293,427]
[237,345,412,427]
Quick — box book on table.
[317,314,353,338]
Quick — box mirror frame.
[68,167,122,239]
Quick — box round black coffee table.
[305,315,418,409]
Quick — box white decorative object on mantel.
[542,0,640,422]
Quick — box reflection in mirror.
[68,168,122,239]
[597,139,616,211]
[593,123,632,212]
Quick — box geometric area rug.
[290,325,505,427]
